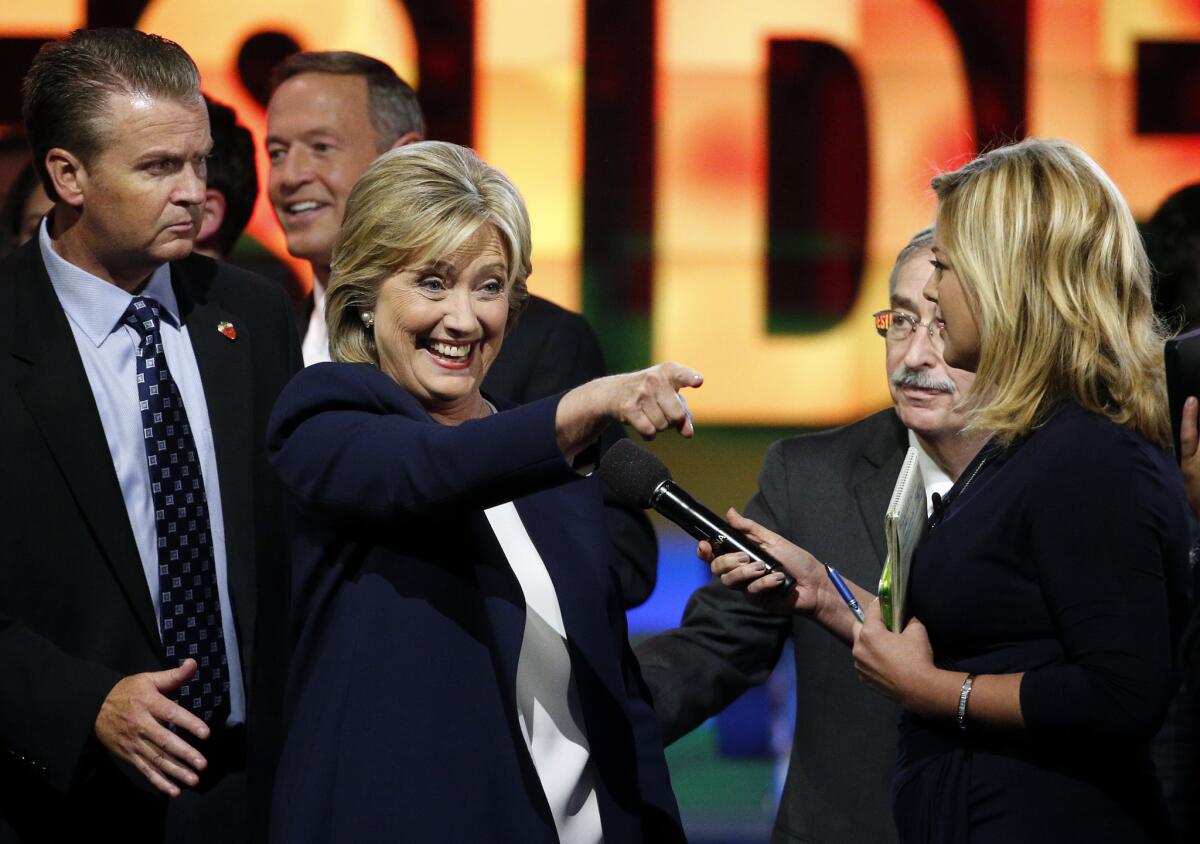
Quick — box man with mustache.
[635,227,987,843]
[0,28,299,841]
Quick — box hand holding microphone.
[599,439,800,588]
[598,439,795,585]
[598,440,869,628]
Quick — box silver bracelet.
[957,673,977,731]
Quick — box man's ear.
[197,189,227,245]
[44,148,85,208]
[391,131,423,150]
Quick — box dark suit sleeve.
[267,366,581,523]
[512,308,607,402]
[634,442,794,744]
[0,616,122,792]
[1020,434,1182,741]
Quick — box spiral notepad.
[877,446,925,633]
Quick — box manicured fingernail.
[754,562,768,572]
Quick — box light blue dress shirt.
[39,220,245,725]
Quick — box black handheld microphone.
[598,440,795,591]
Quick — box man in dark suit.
[634,229,987,843]
[0,29,300,841]
[265,50,658,605]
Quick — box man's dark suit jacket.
[0,239,301,842]
[635,409,908,843]
[297,290,660,607]
[266,363,683,842]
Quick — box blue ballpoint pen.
[825,565,865,622]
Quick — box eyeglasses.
[872,309,944,347]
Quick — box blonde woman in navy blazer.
[266,141,693,843]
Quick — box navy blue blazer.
[265,363,684,842]
[897,403,1190,842]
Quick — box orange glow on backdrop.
[1030,0,1200,217]
[5,1,1200,424]
[475,0,583,311]
[0,0,81,35]
[653,0,974,425]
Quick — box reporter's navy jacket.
[265,362,684,842]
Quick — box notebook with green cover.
[877,446,925,633]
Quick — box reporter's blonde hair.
[326,141,531,365]
[932,137,1170,445]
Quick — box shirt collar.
[908,429,955,515]
[40,216,180,348]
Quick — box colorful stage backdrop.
[4,1,1199,427]
[3,3,1200,835]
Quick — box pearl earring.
[361,311,375,329]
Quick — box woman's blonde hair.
[932,137,1170,446]
[325,140,532,365]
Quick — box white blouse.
[484,502,604,843]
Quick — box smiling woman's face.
[374,223,510,424]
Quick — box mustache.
[891,366,956,394]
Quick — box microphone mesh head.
[597,439,672,509]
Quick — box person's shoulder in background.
[768,407,907,482]
[485,294,606,403]
[174,251,293,316]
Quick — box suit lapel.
[9,244,163,652]
[853,411,910,568]
[296,291,314,337]
[172,262,257,676]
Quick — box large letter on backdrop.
[653,0,973,425]
[475,0,584,311]
[1029,0,1200,217]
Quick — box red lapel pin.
[217,321,237,341]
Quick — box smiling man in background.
[264,51,423,366]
